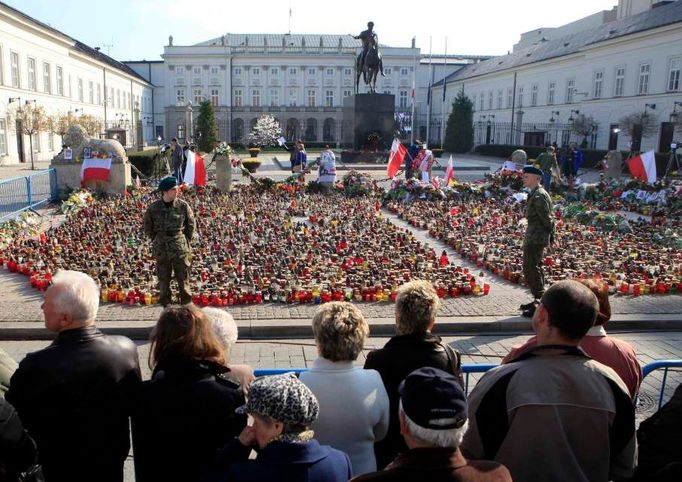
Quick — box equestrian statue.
[352,21,385,94]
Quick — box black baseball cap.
[399,367,467,429]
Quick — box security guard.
[143,176,196,306]
[520,165,554,317]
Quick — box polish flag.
[80,157,111,183]
[184,150,206,186]
[627,150,657,184]
[387,138,407,178]
[444,155,454,186]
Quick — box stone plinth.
[51,159,131,196]
[342,94,395,150]
[215,155,233,192]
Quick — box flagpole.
[440,37,448,149]
[410,36,417,144]
[425,36,433,146]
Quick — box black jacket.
[132,359,247,482]
[6,326,141,482]
[0,397,37,480]
[364,332,463,470]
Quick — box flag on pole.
[80,156,112,183]
[627,150,656,184]
[444,155,454,185]
[387,138,407,178]
[184,150,207,186]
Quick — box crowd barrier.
[255,360,682,404]
[0,168,58,222]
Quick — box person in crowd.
[364,280,463,469]
[0,397,38,480]
[170,137,185,182]
[519,165,554,318]
[405,140,421,179]
[300,302,390,476]
[318,145,337,191]
[0,348,17,398]
[353,367,512,482]
[7,270,141,482]
[293,141,308,174]
[462,280,637,482]
[132,305,247,482]
[635,382,682,481]
[559,145,574,181]
[571,143,584,177]
[536,144,558,190]
[287,139,301,168]
[203,307,255,391]
[210,373,352,482]
[143,175,196,306]
[419,144,434,183]
[503,278,642,398]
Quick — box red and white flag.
[184,150,206,186]
[387,138,407,178]
[80,157,111,183]
[444,155,454,186]
[627,150,657,184]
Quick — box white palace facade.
[430,0,682,153]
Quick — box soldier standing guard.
[519,165,554,318]
[144,176,196,306]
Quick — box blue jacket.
[212,438,352,482]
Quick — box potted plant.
[242,159,261,173]
[246,114,282,161]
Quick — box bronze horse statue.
[356,44,383,94]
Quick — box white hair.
[51,270,100,323]
[202,307,238,354]
[399,400,468,449]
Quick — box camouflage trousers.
[157,256,192,306]
[523,242,547,299]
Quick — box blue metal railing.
[255,360,682,403]
[0,168,58,222]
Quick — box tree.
[8,102,48,170]
[618,112,658,151]
[77,114,103,137]
[196,100,218,153]
[247,114,282,147]
[570,114,598,148]
[444,91,473,153]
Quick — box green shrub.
[128,148,162,177]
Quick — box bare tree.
[618,112,658,152]
[53,111,78,142]
[570,114,598,148]
[77,114,103,137]
[8,102,49,170]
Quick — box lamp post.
[644,103,656,117]
[549,111,560,144]
[670,101,682,122]
[568,109,580,123]
[488,114,496,144]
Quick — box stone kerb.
[50,125,131,196]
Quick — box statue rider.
[353,21,385,76]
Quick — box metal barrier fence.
[0,169,58,222]
[255,360,682,402]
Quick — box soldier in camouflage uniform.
[520,165,554,317]
[143,176,196,306]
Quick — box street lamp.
[549,110,560,123]
[8,97,21,104]
[568,109,580,122]
[644,103,656,117]
[670,101,682,122]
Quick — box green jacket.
[525,186,553,245]
[536,152,558,172]
[143,198,196,261]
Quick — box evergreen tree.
[444,91,474,153]
[196,100,217,153]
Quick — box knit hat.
[158,176,178,192]
[522,165,543,177]
[236,373,319,426]
[399,367,467,429]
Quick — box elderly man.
[519,164,554,317]
[353,367,511,482]
[170,137,185,182]
[7,270,141,482]
[462,280,637,482]
[144,175,196,306]
[364,280,463,469]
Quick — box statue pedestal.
[215,155,232,192]
[342,94,395,151]
[51,159,131,196]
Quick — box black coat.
[132,359,247,482]
[364,332,462,470]
[0,397,37,479]
[6,326,141,482]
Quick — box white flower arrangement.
[214,142,234,157]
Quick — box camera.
[671,142,678,151]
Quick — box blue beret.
[522,165,543,176]
[158,176,178,191]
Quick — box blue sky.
[8,0,620,60]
